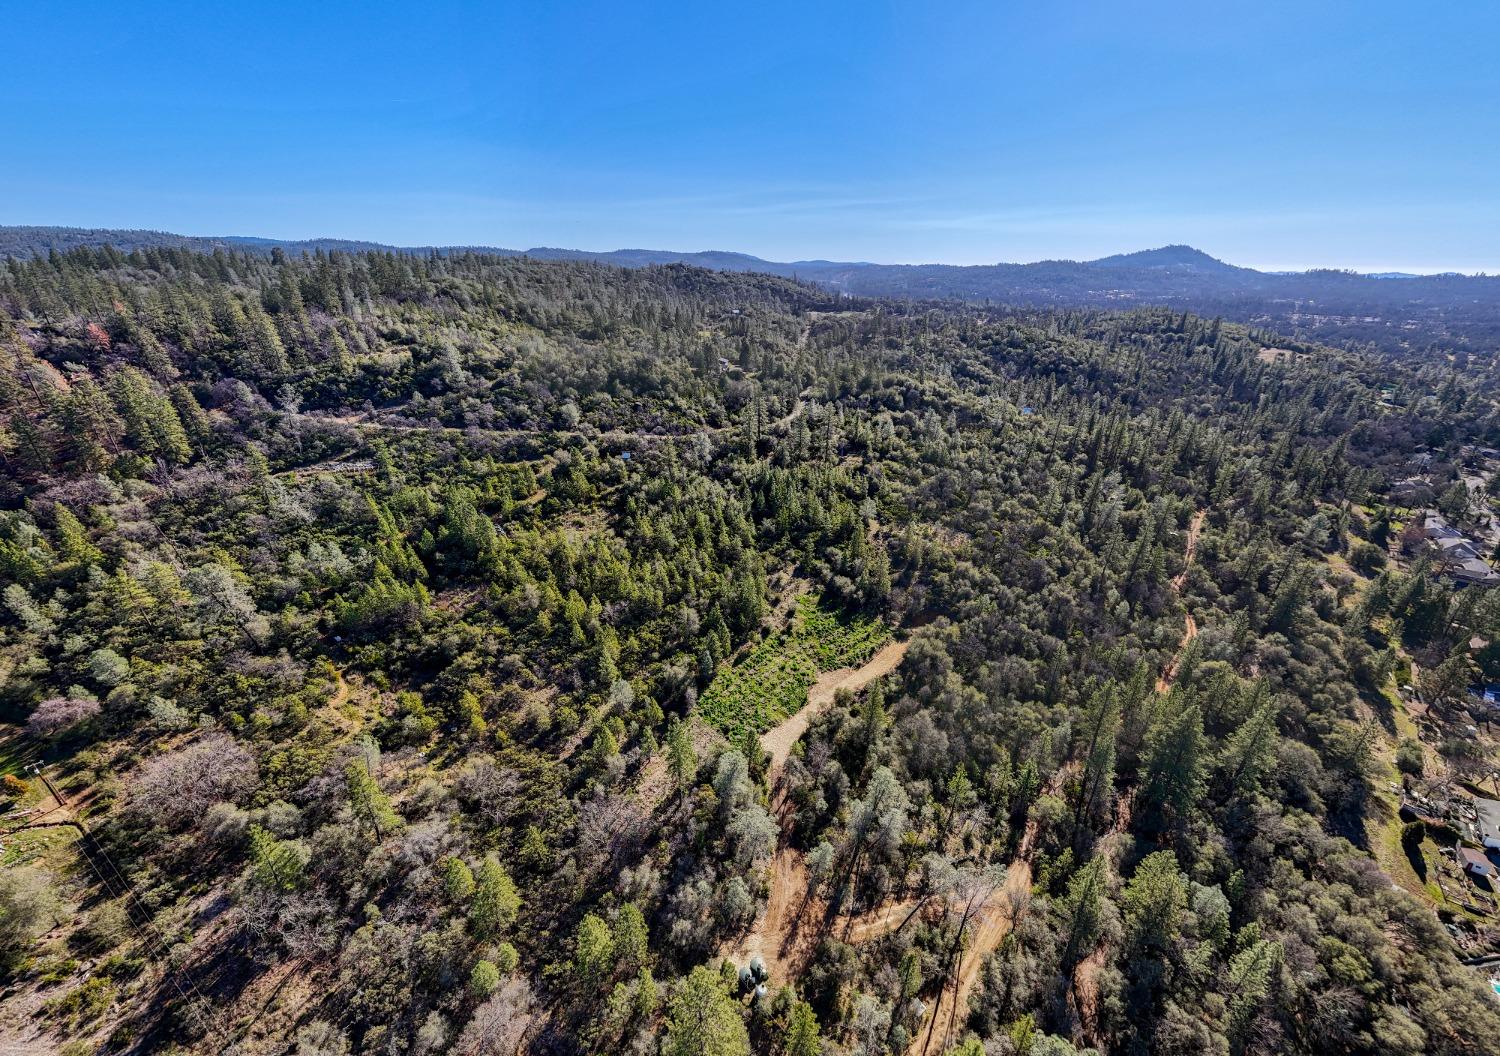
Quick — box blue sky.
[3,1,1498,271]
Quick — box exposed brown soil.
[727,639,912,979]
[1154,611,1199,694]
[1155,510,1206,693]
[634,719,725,815]
[1172,509,1205,592]
[727,802,822,981]
[909,860,1033,1056]
[761,640,910,776]
[840,896,924,944]
[903,763,1075,1056]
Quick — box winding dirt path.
[912,862,1032,1056]
[762,639,910,776]
[734,513,1205,1038]
[730,802,821,982]
[1078,512,1203,1038]
[905,763,1070,1056]
[729,638,911,979]
[1072,793,1133,1040]
[1154,510,1205,694]
[770,390,811,433]
[1153,612,1198,694]
[1171,509,1205,592]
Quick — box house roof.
[1423,512,1464,539]
[1475,797,1500,840]
[1460,847,1496,875]
[1448,557,1500,584]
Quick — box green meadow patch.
[697,595,890,739]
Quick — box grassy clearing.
[698,595,890,739]
[0,824,81,870]
[0,724,40,777]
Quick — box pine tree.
[667,716,696,796]
[53,504,102,567]
[169,384,213,451]
[1215,687,1279,799]
[57,376,122,469]
[1225,930,1282,1050]
[247,825,304,892]
[1058,855,1108,973]
[345,759,401,838]
[571,913,615,990]
[469,855,520,938]
[7,413,54,479]
[456,690,487,739]
[1071,683,1120,838]
[784,1000,821,1056]
[1137,702,1206,832]
[108,367,161,456]
[1122,850,1188,956]
[149,392,193,464]
[611,903,650,974]
[664,965,750,1056]
[441,856,476,902]
[242,301,289,376]
[632,966,658,1021]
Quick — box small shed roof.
[1460,847,1496,875]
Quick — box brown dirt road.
[762,639,911,776]
[1153,611,1198,694]
[1171,510,1205,592]
[904,761,1072,1056]
[1154,510,1206,694]
[910,860,1033,1056]
[728,638,912,979]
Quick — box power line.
[9,765,215,1039]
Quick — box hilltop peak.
[1088,244,1238,272]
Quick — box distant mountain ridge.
[4,224,1499,356]
[0,224,1451,279]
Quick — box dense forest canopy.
[1,246,1500,1056]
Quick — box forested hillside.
[3,246,1500,1056]
[7,228,1500,360]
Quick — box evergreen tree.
[1137,702,1206,832]
[665,965,750,1056]
[1058,855,1109,974]
[247,825,304,892]
[784,1000,821,1056]
[571,913,615,990]
[667,716,697,796]
[1122,850,1188,957]
[1071,683,1120,839]
[1215,687,1279,800]
[345,758,402,838]
[470,856,521,938]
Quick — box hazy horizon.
[3,221,1492,278]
